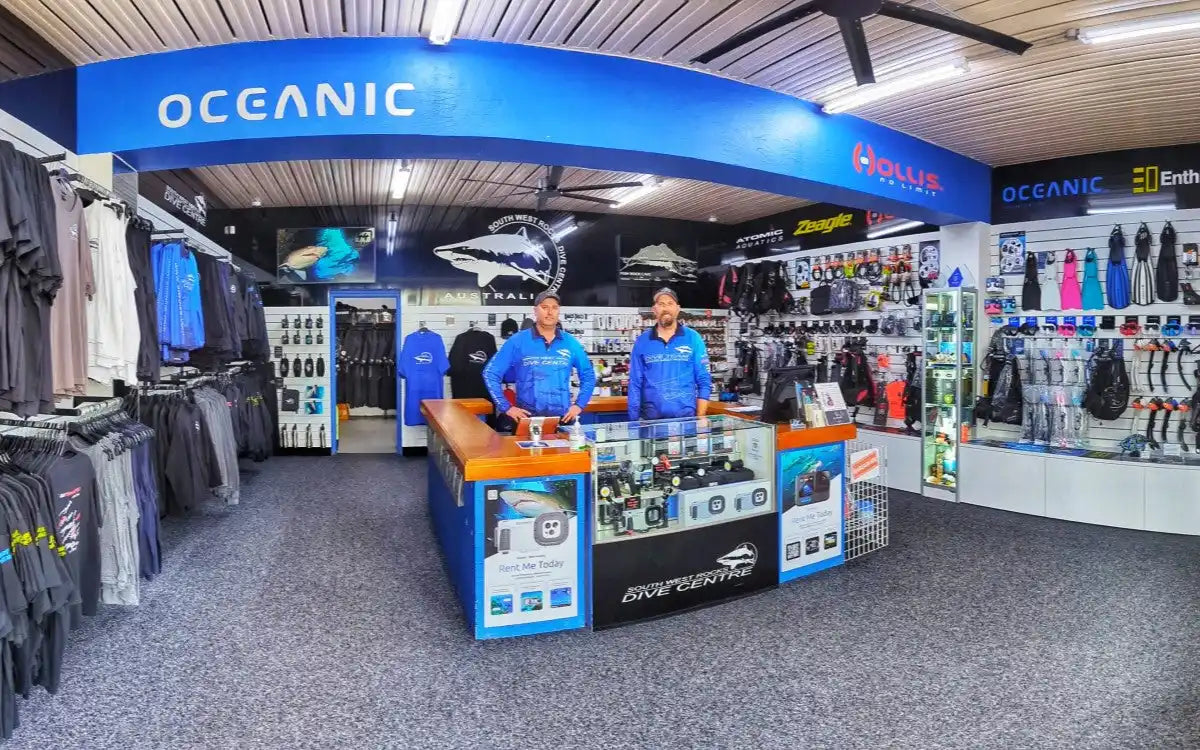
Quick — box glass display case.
[583,416,776,543]
[920,288,977,494]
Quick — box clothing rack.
[151,232,241,271]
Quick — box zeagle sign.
[793,212,853,236]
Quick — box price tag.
[1008,317,1021,328]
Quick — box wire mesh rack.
[844,440,890,561]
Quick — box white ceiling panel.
[186,158,811,224]
[5,0,1200,165]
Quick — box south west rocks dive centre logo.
[853,142,942,196]
[433,214,567,294]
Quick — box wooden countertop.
[420,398,852,481]
[776,422,857,451]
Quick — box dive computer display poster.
[477,475,585,636]
[778,442,846,583]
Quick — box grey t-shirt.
[49,177,93,395]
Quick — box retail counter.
[421,397,855,639]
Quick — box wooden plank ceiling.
[186,158,811,224]
[4,0,1199,166]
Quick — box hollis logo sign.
[852,143,942,196]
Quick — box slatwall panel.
[265,306,335,449]
[977,207,1200,452]
[725,233,936,433]
[185,158,809,224]
[10,1,1200,166]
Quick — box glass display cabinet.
[920,288,977,496]
[583,416,775,543]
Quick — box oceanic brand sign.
[999,176,1104,203]
[853,142,943,196]
[1132,165,1200,193]
[156,82,416,129]
[794,212,854,236]
[70,38,990,224]
[432,214,567,304]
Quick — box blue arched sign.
[67,38,989,224]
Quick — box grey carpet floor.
[6,456,1198,750]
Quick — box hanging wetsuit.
[1106,225,1131,309]
[1059,249,1083,310]
[1156,221,1179,302]
[1081,248,1104,310]
[1021,251,1041,310]
[1041,253,1061,311]
[1131,222,1155,306]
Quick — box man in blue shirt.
[627,287,713,421]
[483,291,595,422]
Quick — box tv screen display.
[276,227,376,283]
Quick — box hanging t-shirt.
[886,381,907,421]
[399,329,449,426]
[449,328,497,400]
[45,452,101,628]
[49,177,93,396]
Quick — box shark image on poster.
[433,229,554,287]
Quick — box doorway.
[328,290,402,454]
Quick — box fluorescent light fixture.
[1077,12,1200,44]
[615,176,663,207]
[553,224,577,240]
[428,0,465,45]
[822,60,968,114]
[385,211,398,256]
[1086,203,1175,215]
[390,163,412,200]
[866,219,924,239]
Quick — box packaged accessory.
[1001,296,1017,314]
[1078,323,1096,337]
[281,389,300,412]
[1119,320,1140,336]
[1057,323,1076,337]
[281,331,290,346]
[985,276,1005,294]
[316,356,326,377]
[305,315,314,329]
[281,316,289,329]
[316,316,324,329]
[293,315,302,329]
[304,357,315,377]
[305,331,313,345]
[293,356,302,375]
[316,331,324,345]
[1100,315,1116,330]
[984,299,1002,316]
[279,358,290,377]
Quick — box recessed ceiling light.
[250,198,262,207]
[708,215,719,222]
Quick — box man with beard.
[483,290,595,423]
[627,287,713,421]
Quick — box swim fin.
[1131,222,1155,306]
[1157,221,1180,302]
[1081,248,1105,310]
[1107,225,1131,310]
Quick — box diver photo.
[276,226,377,283]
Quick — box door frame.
[327,289,403,454]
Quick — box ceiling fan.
[461,165,645,211]
[692,0,1032,86]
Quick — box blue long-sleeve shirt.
[627,324,712,421]
[482,328,595,417]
